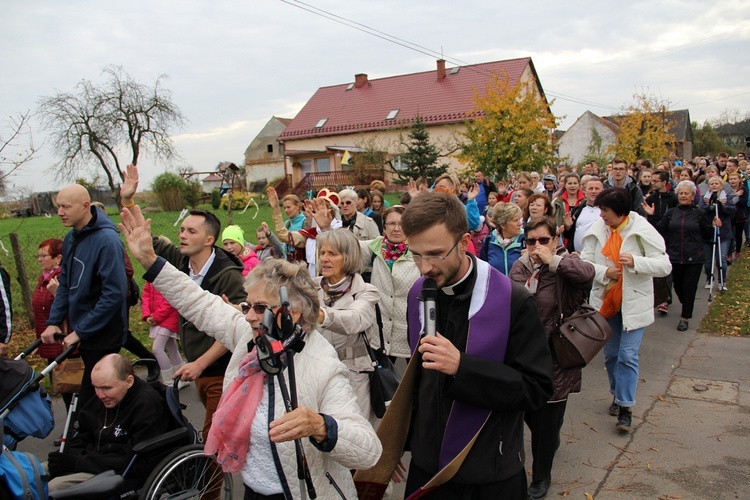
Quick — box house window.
[316,158,330,173]
[385,109,399,120]
[314,118,328,128]
[299,160,313,177]
[392,155,405,170]
[267,144,273,153]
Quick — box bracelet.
[122,199,135,208]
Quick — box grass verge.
[699,251,750,336]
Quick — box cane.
[714,202,725,293]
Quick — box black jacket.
[655,204,714,264]
[645,190,677,226]
[56,377,170,478]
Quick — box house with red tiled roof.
[277,57,549,194]
[201,173,223,193]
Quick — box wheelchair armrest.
[50,470,124,499]
[132,426,189,454]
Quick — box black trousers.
[405,460,527,499]
[671,263,703,319]
[524,400,567,482]
[243,485,284,500]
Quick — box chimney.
[436,59,446,80]
[354,73,368,88]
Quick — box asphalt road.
[13,284,750,499]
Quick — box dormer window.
[314,118,328,128]
[385,109,399,120]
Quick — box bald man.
[42,184,128,405]
[46,354,169,492]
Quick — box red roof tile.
[279,57,540,141]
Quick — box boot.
[161,367,174,385]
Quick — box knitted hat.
[221,225,245,246]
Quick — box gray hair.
[491,202,522,229]
[316,228,364,276]
[338,188,358,203]
[244,259,320,333]
[675,180,696,195]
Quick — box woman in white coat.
[581,188,671,433]
[119,206,381,500]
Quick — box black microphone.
[422,278,438,337]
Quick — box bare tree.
[0,111,39,194]
[38,66,186,204]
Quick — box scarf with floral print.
[380,238,407,270]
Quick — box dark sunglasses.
[240,302,279,315]
[526,237,552,246]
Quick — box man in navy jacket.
[42,184,128,404]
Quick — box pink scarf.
[204,348,266,473]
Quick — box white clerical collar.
[441,257,474,296]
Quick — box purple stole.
[407,258,512,470]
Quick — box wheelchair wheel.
[138,444,233,499]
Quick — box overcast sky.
[2,0,749,195]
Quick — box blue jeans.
[603,312,645,408]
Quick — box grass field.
[699,251,750,337]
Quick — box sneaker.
[657,303,668,314]
[704,280,712,289]
[677,319,689,331]
[616,407,632,432]
[608,398,620,416]
[720,284,728,292]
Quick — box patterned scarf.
[321,275,353,306]
[599,217,629,318]
[524,262,543,294]
[381,238,407,270]
[204,348,266,473]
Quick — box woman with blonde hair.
[479,202,525,275]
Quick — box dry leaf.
[585,493,594,500]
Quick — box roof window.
[314,118,328,128]
[385,109,399,120]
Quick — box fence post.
[10,232,34,328]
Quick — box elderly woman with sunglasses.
[119,205,381,500]
[509,216,594,500]
[314,228,381,425]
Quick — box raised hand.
[119,205,158,269]
[267,187,279,206]
[120,164,140,203]
[641,201,655,216]
[467,183,480,201]
[310,197,333,230]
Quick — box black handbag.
[551,275,613,369]
[361,306,401,418]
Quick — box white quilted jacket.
[151,261,382,499]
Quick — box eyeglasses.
[526,237,552,246]
[340,200,354,206]
[411,238,460,264]
[384,221,402,229]
[240,302,279,316]
[38,253,50,259]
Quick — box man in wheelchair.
[46,353,170,492]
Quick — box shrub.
[182,179,203,208]
[221,191,252,210]
[151,172,186,211]
[211,188,221,209]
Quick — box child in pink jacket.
[142,281,187,386]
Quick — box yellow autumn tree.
[607,92,677,163]
[459,72,558,179]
